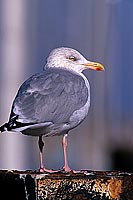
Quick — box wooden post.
[0,170,132,200]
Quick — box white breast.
[67,73,90,129]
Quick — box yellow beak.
[82,61,104,71]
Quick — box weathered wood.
[0,170,132,200]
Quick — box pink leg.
[38,136,57,173]
[62,134,71,172]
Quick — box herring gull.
[0,47,104,172]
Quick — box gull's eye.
[68,56,77,61]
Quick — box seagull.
[0,47,104,173]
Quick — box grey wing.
[9,69,89,125]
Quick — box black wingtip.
[0,123,8,133]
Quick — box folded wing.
[9,68,89,127]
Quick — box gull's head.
[45,47,104,73]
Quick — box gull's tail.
[0,116,34,133]
[0,123,9,132]
[0,115,18,133]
